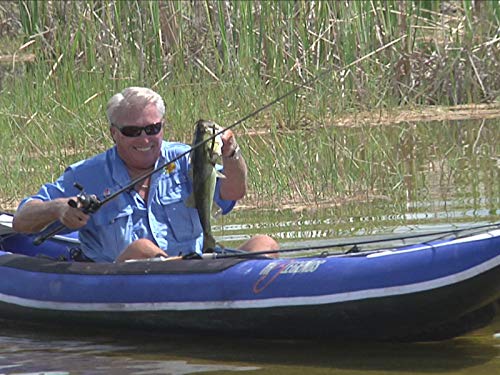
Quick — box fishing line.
[102,36,407,206]
[33,36,406,245]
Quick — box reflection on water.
[0,317,499,375]
[215,206,499,248]
[0,324,261,374]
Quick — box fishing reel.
[69,182,102,214]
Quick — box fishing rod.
[211,221,500,259]
[33,36,406,245]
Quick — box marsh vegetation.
[0,1,498,218]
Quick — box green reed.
[242,119,499,210]
[0,1,498,208]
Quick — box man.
[13,87,279,262]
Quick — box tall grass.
[243,119,499,211]
[0,1,498,208]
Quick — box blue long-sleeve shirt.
[18,141,235,262]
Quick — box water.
[0,316,499,374]
[1,118,499,373]
[218,118,499,252]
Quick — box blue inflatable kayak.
[0,213,499,341]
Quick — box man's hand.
[60,197,90,229]
[221,129,238,158]
[13,197,89,233]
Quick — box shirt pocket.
[157,172,202,242]
[158,170,186,202]
[93,205,135,255]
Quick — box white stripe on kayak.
[0,214,14,236]
[1,253,499,312]
[0,213,81,244]
[368,229,500,257]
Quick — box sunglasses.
[113,121,163,137]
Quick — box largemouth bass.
[185,119,224,253]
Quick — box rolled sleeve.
[214,165,236,215]
[16,168,83,235]
[19,167,80,207]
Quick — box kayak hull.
[0,214,499,341]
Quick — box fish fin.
[185,193,195,208]
[212,206,222,219]
[210,154,220,164]
[216,170,226,179]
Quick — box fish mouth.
[212,134,223,157]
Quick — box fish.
[185,119,225,253]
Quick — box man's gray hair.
[106,87,165,125]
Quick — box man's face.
[110,103,164,171]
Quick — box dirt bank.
[333,103,500,127]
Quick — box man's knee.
[116,239,166,262]
[240,234,280,252]
[254,234,280,250]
